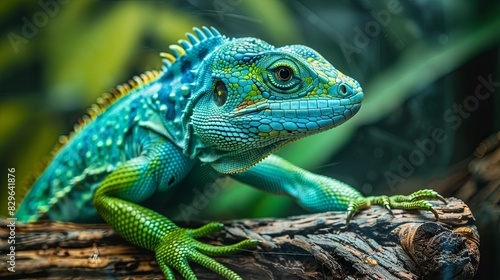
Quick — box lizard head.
[187,34,363,173]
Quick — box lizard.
[16,26,446,279]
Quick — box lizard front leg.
[93,141,257,279]
[232,154,445,225]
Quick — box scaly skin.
[16,26,445,279]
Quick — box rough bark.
[431,132,499,280]
[0,198,478,279]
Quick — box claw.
[346,211,353,227]
[436,193,447,204]
[430,207,440,220]
[346,202,356,226]
[385,204,394,216]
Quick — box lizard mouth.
[228,90,363,137]
[230,91,363,119]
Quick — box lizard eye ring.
[266,64,299,92]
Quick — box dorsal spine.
[19,26,225,205]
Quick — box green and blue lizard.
[16,26,445,279]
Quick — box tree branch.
[0,198,479,279]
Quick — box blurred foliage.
[0,0,499,277]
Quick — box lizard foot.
[346,189,446,226]
[155,222,258,280]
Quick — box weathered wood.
[431,132,499,280]
[0,198,478,279]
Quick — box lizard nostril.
[339,84,347,95]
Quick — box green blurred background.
[1,0,499,278]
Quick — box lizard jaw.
[228,90,363,137]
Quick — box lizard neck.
[155,28,227,160]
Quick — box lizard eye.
[274,66,293,82]
[266,64,299,91]
[213,80,227,106]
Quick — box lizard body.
[17,26,444,279]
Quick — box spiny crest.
[159,26,223,71]
[61,70,162,146]
[19,70,161,203]
[22,26,224,196]
[58,26,223,150]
